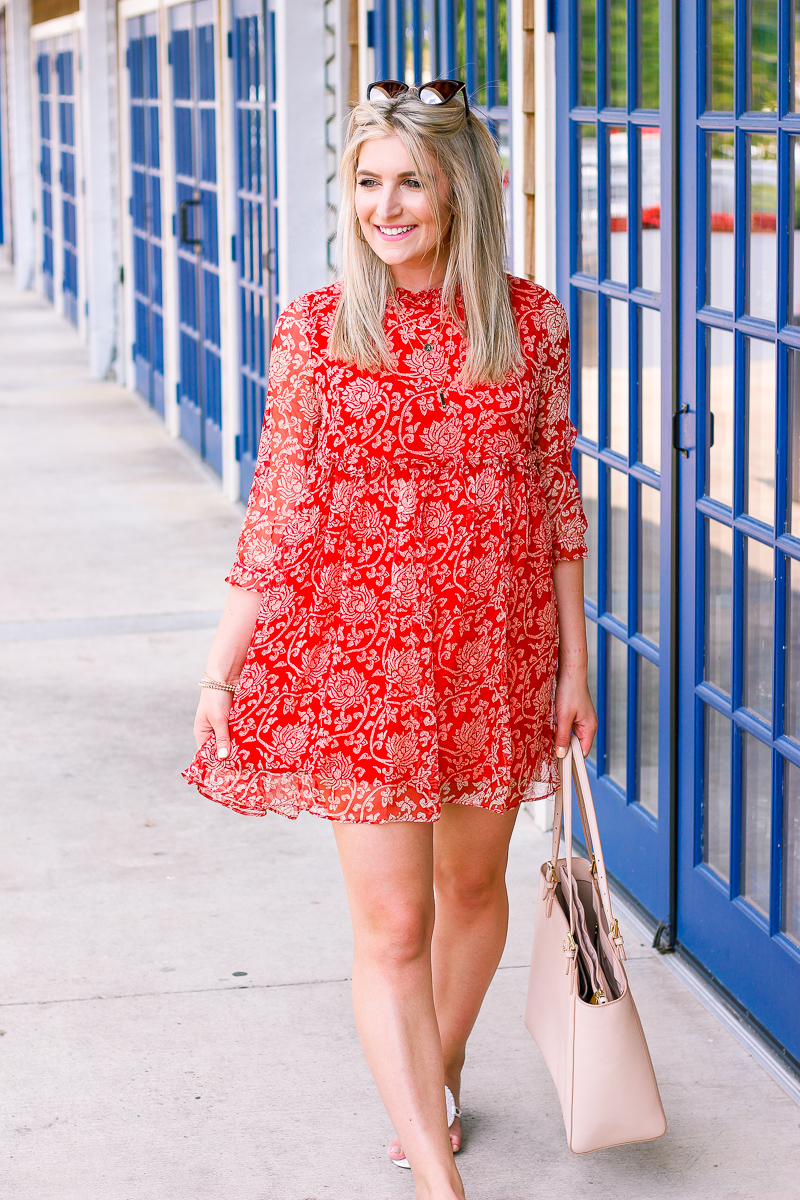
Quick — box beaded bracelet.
[199,673,238,693]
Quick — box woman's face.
[354,134,451,284]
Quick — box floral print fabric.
[184,276,587,822]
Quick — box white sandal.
[390,1085,462,1169]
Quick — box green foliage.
[639,0,659,109]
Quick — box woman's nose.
[375,186,403,221]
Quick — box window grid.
[696,0,800,945]
[571,0,663,815]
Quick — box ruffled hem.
[182,738,559,824]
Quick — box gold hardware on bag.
[590,854,598,878]
[590,988,607,1005]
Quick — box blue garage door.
[170,0,223,475]
[675,0,800,1064]
[55,41,78,326]
[128,13,165,414]
[231,0,279,500]
[36,46,55,303]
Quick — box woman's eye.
[404,179,422,189]
[357,178,378,188]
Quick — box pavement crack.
[0,976,354,1008]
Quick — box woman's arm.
[553,558,597,759]
[193,585,263,759]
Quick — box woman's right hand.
[194,687,234,759]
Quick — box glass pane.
[580,0,596,106]
[608,0,626,107]
[579,290,599,441]
[741,732,772,917]
[579,126,598,275]
[786,557,800,741]
[639,483,660,644]
[788,350,800,534]
[708,0,734,110]
[606,634,627,787]
[744,537,774,721]
[791,141,800,323]
[639,127,661,292]
[586,618,598,764]
[705,518,733,694]
[704,704,731,880]
[708,133,735,311]
[640,305,661,469]
[638,0,659,109]
[608,127,628,284]
[747,135,777,321]
[745,338,776,525]
[637,656,659,816]
[783,759,800,944]
[609,299,629,456]
[707,327,734,506]
[581,454,599,605]
[748,0,778,112]
[609,468,629,623]
[793,4,800,110]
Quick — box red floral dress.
[184,276,587,823]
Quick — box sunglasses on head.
[366,78,470,117]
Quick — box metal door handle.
[179,198,201,249]
[672,404,690,458]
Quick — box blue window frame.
[231,0,278,500]
[555,0,673,920]
[36,46,55,304]
[170,0,223,475]
[675,0,800,1065]
[128,13,165,415]
[371,2,512,250]
[55,41,78,326]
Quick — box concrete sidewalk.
[1,261,797,1200]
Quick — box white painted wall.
[534,0,556,293]
[274,0,329,308]
[5,0,35,290]
[81,0,121,377]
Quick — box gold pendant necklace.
[393,294,457,412]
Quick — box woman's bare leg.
[333,821,465,1200]
[387,803,519,1157]
[432,804,519,1149]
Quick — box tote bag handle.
[549,734,625,958]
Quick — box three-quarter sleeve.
[532,295,588,562]
[227,297,322,592]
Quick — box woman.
[185,81,596,1200]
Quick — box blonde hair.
[329,92,522,385]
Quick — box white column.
[80,0,120,378]
[6,0,35,291]
[534,0,556,293]
[509,0,526,280]
[274,0,329,308]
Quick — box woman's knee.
[434,860,507,914]
[355,899,434,967]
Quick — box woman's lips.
[374,224,416,241]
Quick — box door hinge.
[235,433,241,462]
[227,30,233,59]
[231,234,236,263]
[168,42,172,65]
[129,196,133,216]
[120,265,124,285]
[547,0,556,32]
[366,10,374,47]
[125,46,131,70]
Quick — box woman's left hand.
[554,664,598,760]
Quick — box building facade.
[0,0,798,1077]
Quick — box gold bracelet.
[199,673,238,693]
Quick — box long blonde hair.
[329,92,522,385]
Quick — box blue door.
[55,42,78,326]
[675,0,800,1063]
[231,0,278,499]
[554,0,672,921]
[170,0,223,475]
[128,13,165,415]
[36,46,55,303]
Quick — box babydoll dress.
[183,275,587,823]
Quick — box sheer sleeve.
[226,297,322,592]
[532,294,588,563]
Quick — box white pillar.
[6,0,35,291]
[534,0,557,293]
[274,0,329,307]
[80,0,120,378]
[509,0,526,280]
